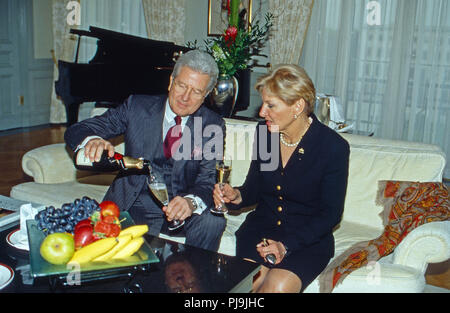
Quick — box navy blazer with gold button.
[232,114,350,257]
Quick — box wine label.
[76,150,94,166]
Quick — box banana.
[92,234,132,262]
[68,237,118,264]
[137,249,149,261]
[118,225,148,238]
[118,255,141,263]
[112,237,145,260]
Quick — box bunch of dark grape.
[35,196,100,235]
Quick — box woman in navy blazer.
[213,65,350,292]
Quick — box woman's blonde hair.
[255,64,316,116]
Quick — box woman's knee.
[256,269,302,293]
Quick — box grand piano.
[55,26,251,126]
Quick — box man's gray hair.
[172,49,219,93]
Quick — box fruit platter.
[26,197,159,280]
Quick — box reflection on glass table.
[149,237,260,293]
[0,222,260,293]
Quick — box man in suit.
[64,50,226,252]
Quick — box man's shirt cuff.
[75,136,102,152]
[184,194,207,215]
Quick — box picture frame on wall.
[208,0,253,36]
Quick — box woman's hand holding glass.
[213,183,242,209]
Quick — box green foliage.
[189,13,273,77]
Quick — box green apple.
[40,233,75,265]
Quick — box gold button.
[277,220,281,226]
[281,171,284,176]
[278,196,283,201]
[277,206,283,212]
[276,185,281,191]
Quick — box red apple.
[74,225,95,249]
[99,201,120,218]
[74,219,92,233]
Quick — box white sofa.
[11,118,449,293]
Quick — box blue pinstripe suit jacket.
[64,94,225,213]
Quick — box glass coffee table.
[0,222,260,293]
[131,236,260,293]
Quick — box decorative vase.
[209,74,239,117]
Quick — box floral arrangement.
[196,0,273,78]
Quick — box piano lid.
[71,26,190,65]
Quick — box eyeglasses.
[172,79,206,100]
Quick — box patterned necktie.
[163,116,182,159]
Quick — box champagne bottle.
[74,147,151,172]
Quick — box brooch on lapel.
[298,147,305,161]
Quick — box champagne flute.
[147,171,184,231]
[210,159,232,214]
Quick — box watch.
[185,197,198,211]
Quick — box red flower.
[224,26,238,47]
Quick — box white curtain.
[78,0,147,63]
[268,0,314,65]
[141,0,186,45]
[75,0,147,120]
[50,0,80,124]
[301,0,450,178]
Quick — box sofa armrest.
[22,143,79,184]
[393,221,450,273]
[22,142,126,184]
